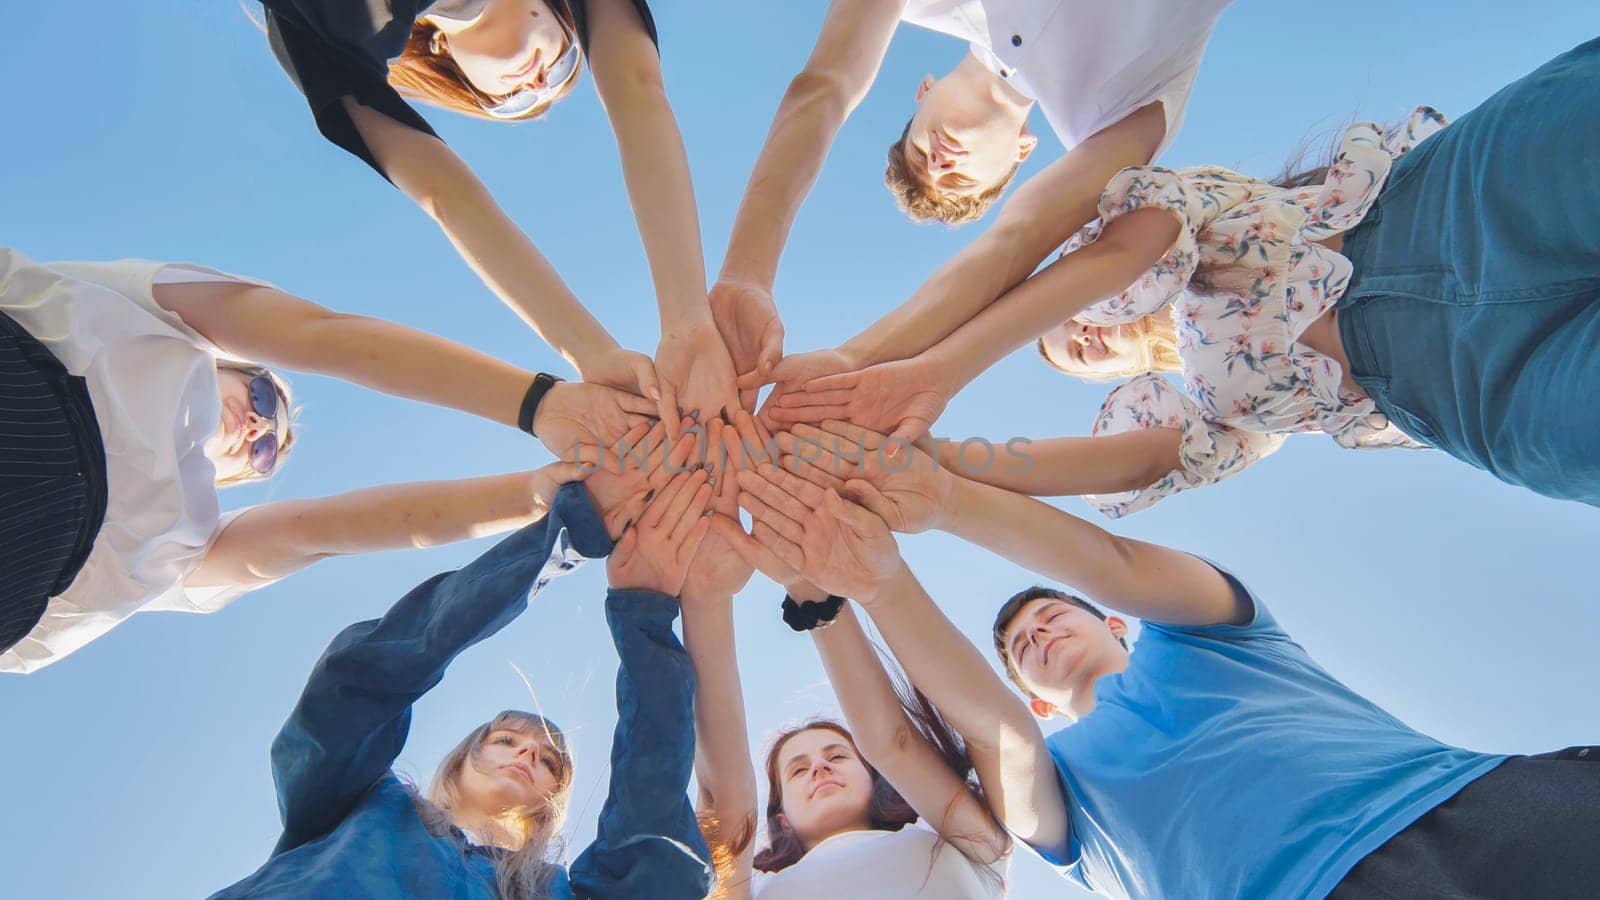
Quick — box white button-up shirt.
[902,0,1232,159]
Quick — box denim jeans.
[1336,37,1600,507]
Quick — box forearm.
[680,595,757,831]
[428,176,619,372]
[282,303,532,429]
[603,82,713,330]
[858,566,1063,845]
[933,430,1179,497]
[196,472,550,588]
[920,212,1177,390]
[941,475,1231,625]
[572,589,711,898]
[812,606,917,762]
[719,74,854,288]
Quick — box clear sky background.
[2,2,1596,897]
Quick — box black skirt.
[0,310,108,655]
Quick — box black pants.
[1330,746,1600,899]
[0,310,107,654]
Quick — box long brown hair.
[407,710,575,900]
[754,681,993,875]
[388,3,583,122]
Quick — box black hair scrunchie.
[782,594,847,632]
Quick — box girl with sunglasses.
[211,468,717,899]
[0,249,664,674]
[256,0,740,428]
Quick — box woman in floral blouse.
[769,38,1600,515]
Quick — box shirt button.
[1011,34,1023,47]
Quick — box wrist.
[782,592,846,632]
[854,561,914,609]
[660,301,717,334]
[523,374,565,438]
[570,335,622,381]
[835,335,877,369]
[783,579,830,604]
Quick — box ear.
[1106,615,1128,640]
[1017,124,1039,163]
[1029,697,1056,719]
[915,75,935,103]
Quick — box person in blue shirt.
[723,420,1600,898]
[212,461,718,900]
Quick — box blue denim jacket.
[210,483,711,899]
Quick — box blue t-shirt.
[1037,571,1505,899]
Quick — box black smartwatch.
[518,373,564,438]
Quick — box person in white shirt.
[680,412,1009,899]
[707,0,1232,415]
[0,249,662,674]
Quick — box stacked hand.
[535,381,659,469]
[656,324,742,435]
[770,421,954,534]
[765,356,951,445]
[709,279,785,411]
[606,467,715,596]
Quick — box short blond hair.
[884,119,1019,225]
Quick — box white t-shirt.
[0,250,269,674]
[901,0,1233,160]
[752,822,1006,899]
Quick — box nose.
[926,143,955,174]
[809,760,835,781]
[243,411,276,442]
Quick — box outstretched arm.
[929,430,1180,498]
[939,473,1244,627]
[152,281,656,449]
[586,0,738,424]
[189,463,644,592]
[268,481,614,855]
[813,604,1010,865]
[712,0,907,394]
[344,98,659,398]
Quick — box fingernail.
[622,519,634,532]
[644,489,655,502]
[688,409,700,422]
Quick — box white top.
[901,0,1233,159]
[752,821,1005,899]
[1040,108,1449,518]
[0,251,268,674]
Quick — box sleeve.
[568,589,712,900]
[1303,107,1450,239]
[264,7,440,182]
[568,0,659,52]
[1072,167,1200,326]
[1083,374,1283,518]
[267,482,612,856]
[141,508,263,614]
[1141,561,1291,644]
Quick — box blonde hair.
[388,13,582,122]
[884,119,1018,225]
[214,362,297,488]
[408,711,575,900]
[1037,312,1182,383]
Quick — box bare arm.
[189,467,582,590]
[932,429,1180,498]
[813,605,1010,864]
[842,102,1168,366]
[939,475,1245,627]
[919,206,1180,392]
[586,0,711,330]
[154,281,530,428]
[858,565,1069,857]
[344,99,648,391]
[680,592,758,891]
[718,0,907,289]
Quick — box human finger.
[780,453,847,493]
[767,404,849,424]
[642,470,696,530]
[757,459,830,510]
[777,388,855,408]
[735,476,806,545]
[674,510,714,567]
[751,519,805,575]
[738,466,813,523]
[668,482,714,546]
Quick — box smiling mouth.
[1042,636,1067,666]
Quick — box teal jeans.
[1337,37,1600,507]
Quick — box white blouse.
[900,0,1233,159]
[0,251,269,674]
[1039,108,1448,518]
[752,821,1006,899]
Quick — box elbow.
[783,69,855,123]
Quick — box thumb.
[889,419,929,449]
[737,367,776,390]
[841,479,892,522]
[545,460,592,484]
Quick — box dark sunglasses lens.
[248,375,279,420]
[250,433,279,475]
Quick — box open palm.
[766,357,949,444]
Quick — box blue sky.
[2,2,1596,897]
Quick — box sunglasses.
[246,374,282,475]
[480,14,581,119]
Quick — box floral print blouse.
[1043,107,1448,518]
